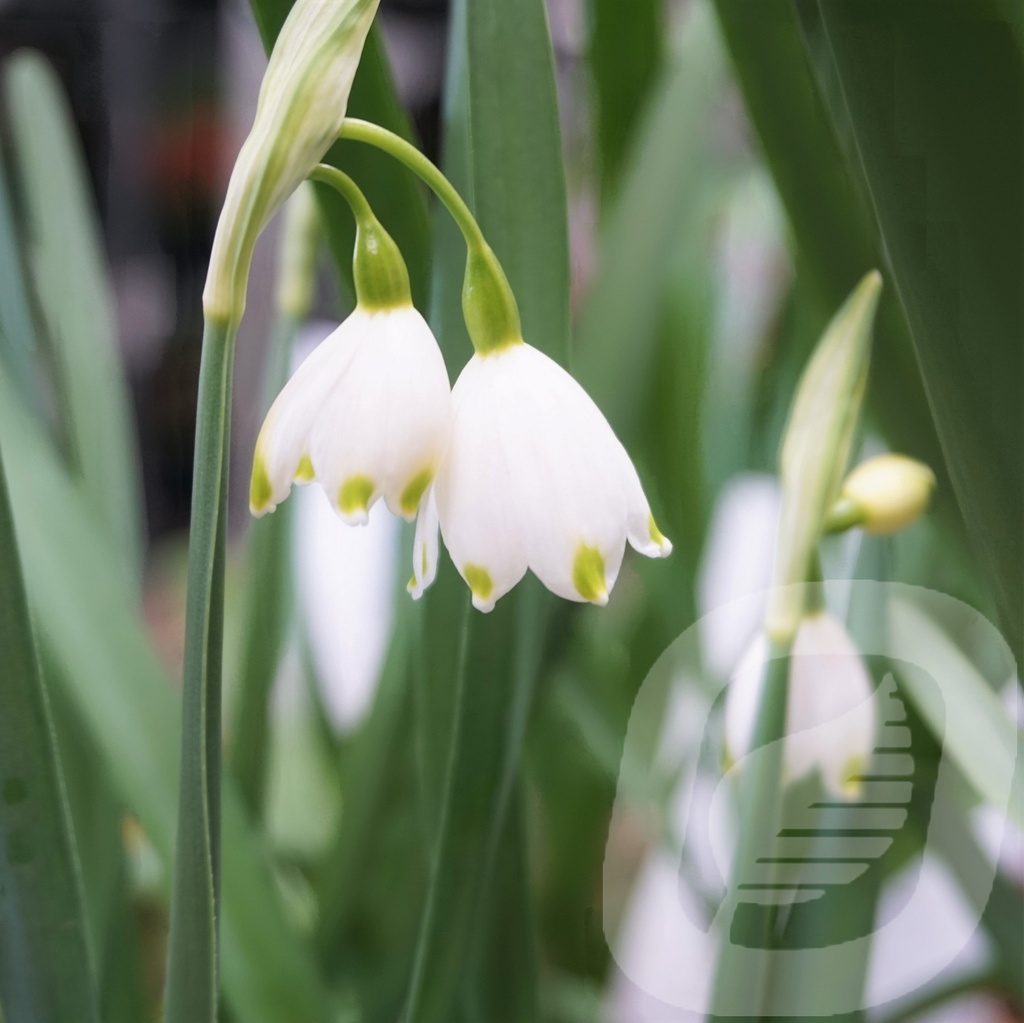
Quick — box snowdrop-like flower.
[410,340,672,611]
[724,612,876,798]
[250,172,451,526]
[251,306,450,524]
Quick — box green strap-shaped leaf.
[709,0,952,549]
[891,597,1022,830]
[464,0,570,362]
[0,366,331,1023]
[0,154,38,399]
[0,437,98,1023]
[4,52,142,587]
[405,0,569,1018]
[587,0,664,199]
[814,0,1023,666]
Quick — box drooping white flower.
[250,304,451,525]
[724,611,876,797]
[409,340,671,612]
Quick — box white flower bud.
[204,0,380,324]
[724,612,876,798]
[838,454,936,534]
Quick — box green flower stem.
[308,164,411,309]
[822,494,866,534]
[709,639,792,1020]
[338,118,522,353]
[165,314,236,1023]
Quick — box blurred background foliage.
[0,1,1020,1022]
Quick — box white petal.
[724,614,876,798]
[435,354,528,612]
[724,630,770,766]
[250,315,361,515]
[491,344,637,603]
[308,307,451,525]
[787,613,876,796]
[408,485,440,600]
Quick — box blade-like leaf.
[406,0,569,1017]
[890,596,1021,829]
[4,52,142,586]
[0,154,38,399]
[587,0,664,199]
[0,437,98,1023]
[709,0,954,553]
[815,1,1023,662]
[0,366,331,1023]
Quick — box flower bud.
[204,0,380,325]
[836,454,936,535]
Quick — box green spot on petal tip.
[400,467,433,517]
[463,564,494,604]
[294,454,315,483]
[250,453,273,514]
[573,544,608,604]
[339,474,375,517]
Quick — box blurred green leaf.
[4,52,142,587]
[0,367,331,1023]
[576,1,730,438]
[587,0,664,199]
[815,0,1023,666]
[0,437,98,1023]
[0,155,38,399]
[709,0,954,551]
[891,597,1022,829]
[405,0,569,1017]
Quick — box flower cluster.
[251,180,671,612]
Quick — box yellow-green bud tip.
[839,454,936,535]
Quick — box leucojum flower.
[410,340,672,611]
[724,611,876,798]
[250,119,672,612]
[250,169,451,526]
[404,225,671,610]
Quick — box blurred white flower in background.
[724,611,877,798]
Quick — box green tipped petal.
[294,454,315,483]
[463,564,494,605]
[250,452,273,514]
[399,467,433,518]
[338,474,375,517]
[572,544,608,604]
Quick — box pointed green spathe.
[767,270,881,642]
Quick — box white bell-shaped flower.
[724,611,876,798]
[250,304,451,525]
[409,340,671,612]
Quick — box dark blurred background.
[0,0,453,541]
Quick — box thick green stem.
[164,315,236,1023]
[338,118,521,353]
